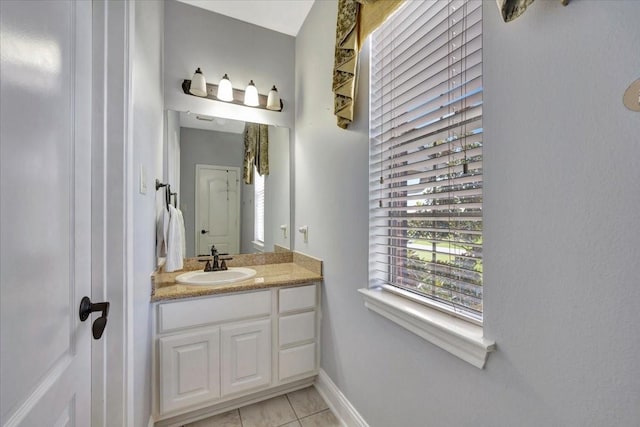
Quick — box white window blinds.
[369,0,483,322]
[254,169,265,243]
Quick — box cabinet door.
[159,328,220,414]
[221,319,271,396]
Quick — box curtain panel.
[243,123,269,185]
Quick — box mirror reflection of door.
[196,165,240,255]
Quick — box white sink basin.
[175,267,257,286]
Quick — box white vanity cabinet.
[153,283,320,425]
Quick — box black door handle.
[79,296,110,339]
[201,229,209,234]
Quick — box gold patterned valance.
[358,0,403,43]
[333,0,359,129]
[497,0,570,22]
[332,0,403,129]
[332,0,572,128]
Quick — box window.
[369,0,483,323]
[254,167,265,244]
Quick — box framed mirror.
[165,109,291,257]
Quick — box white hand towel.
[164,205,184,272]
[176,208,186,259]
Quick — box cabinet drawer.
[279,311,315,347]
[159,291,271,333]
[279,343,316,381]
[278,284,316,313]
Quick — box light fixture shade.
[244,80,259,107]
[217,74,234,102]
[189,68,207,97]
[266,85,281,111]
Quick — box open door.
[0,1,95,425]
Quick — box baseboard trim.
[314,370,368,427]
[148,415,155,427]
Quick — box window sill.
[358,287,495,369]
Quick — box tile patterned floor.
[184,386,342,427]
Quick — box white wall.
[132,1,164,426]
[164,0,295,128]
[295,1,640,426]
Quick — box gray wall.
[264,126,291,251]
[132,1,164,426]
[165,109,181,193]
[295,1,640,426]
[164,0,295,128]
[179,127,246,256]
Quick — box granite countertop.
[151,252,322,302]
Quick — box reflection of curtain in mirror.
[243,123,269,184]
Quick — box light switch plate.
[139,165,147,194]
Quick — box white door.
[221,319,272,396]
[0,1,93,426]
[196,165,241,255]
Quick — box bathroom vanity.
[150,253,322,426]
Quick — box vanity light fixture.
[189,68,207,97]
[216,74,234,102]
[244,80,260,107]
[266,86,281,111]
[181,77,284,112]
